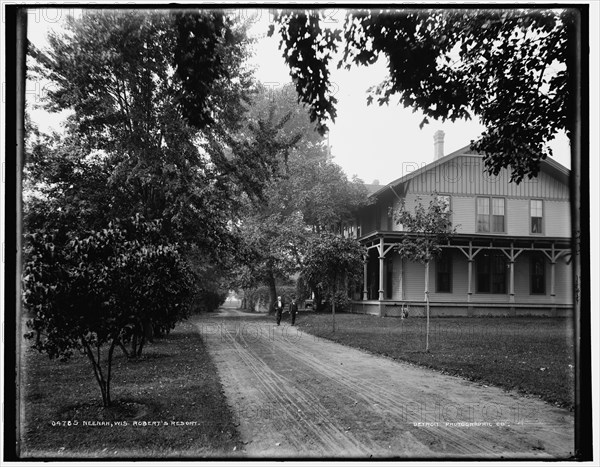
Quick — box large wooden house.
[348,131,573,317]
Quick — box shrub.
[22,217,194,406]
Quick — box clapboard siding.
[373,190,570,237]
[403,253,470,302]
[389,254,403,299]
[404,261,425,301]
[514,253,550,303]
[361,210,376,235]
[430,250,469,302]
[451,196,476,233]
[507,199,571,237]
[511,252,572,303]
[556,260,573,303]
[545,201,572,238]
[358,153,570,236]
[395,251,572,305]
[507,199,530,236]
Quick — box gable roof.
[369,144,570,198]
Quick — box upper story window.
[477,197,505,233]
[387,203,394,230]
[530,200,543,234]
[492,198,505,232]
[437,195,451,212]
[343,223,353,239]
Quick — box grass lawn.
[296,313,575,409]
[19,318,241,459]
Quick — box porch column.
[550,244,556,302]
[467,259,473,302]
[399,257,404,300]
[509,243,515,303]
[467,241,473,303]
[362,259,368,300]
[509,261,515,303]
[378,237,385,301]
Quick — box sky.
[26,6,572,186]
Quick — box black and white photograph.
[1,2,597,463]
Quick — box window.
[477,198,490,232]
[477,197,505,233]
[436,250,452,293]
[530,253,546,294]
[437,195,451,212]
[492,198,505,232]
[346,224,354,239]
[476,251,507,293]
[375,206,381,230]
[531,200,543,234]
[387,203,394,230]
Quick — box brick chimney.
[433,130,445,160]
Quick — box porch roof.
[359,230,572,251]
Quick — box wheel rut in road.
[194,313,574,459]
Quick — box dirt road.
[195,311,574,459]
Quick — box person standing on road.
[275,295,285,326]
[289,297,299,326]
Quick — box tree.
[172,11,253,132]
[224,88,306,311]
[243,83,369,232]
[230,84,368,310]
[29,11,254,247]
[394,195,455,352]
[288,153,368,234]
[25,10,276,350]
[22,217,193,406]
[269,8,575,183]
[301,233,365,332]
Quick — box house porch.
[352,232,573,317]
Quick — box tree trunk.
[95,343,109,407]
[424,260,430,352]
[129,320,148,357]
[143,319,154,343]
[136,333,146,357]
[106,339,117,407]
[314,289,323,311]
[131,331,138,355]
[267,270,277,314]
[153,325,164,339]
[117,338,131,358]
[82,338,112,407]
